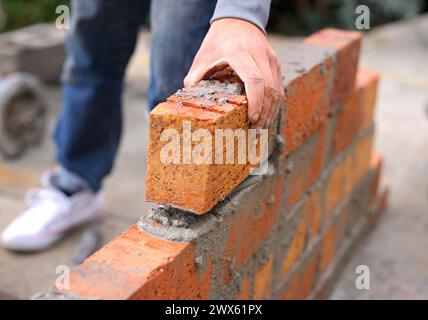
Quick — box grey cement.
[138,171,266,243]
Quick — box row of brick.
[58,134,385,300]
[230,151,386,300]
[54,106,384,299]
[232,131,381,300]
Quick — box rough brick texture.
[145,80,252,214]
[39,29,388,300]
[304,28,362,109]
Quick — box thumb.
[184,67,206,87]
[184,60,229,87]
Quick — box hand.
[184,18,284,129]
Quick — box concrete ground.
[331,15,428,299]
[0,15,427,299]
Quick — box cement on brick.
[272,43,336,90]
[174,80,244,101]
[138,206,218,243]
[138,167,271,243]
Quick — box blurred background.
[1,0,427,33]
[0,0,428,35]
[0,0,427,300]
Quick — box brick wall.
[42,28,388,300]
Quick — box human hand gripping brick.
[184,18,284,129]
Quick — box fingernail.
[250,112,260,123]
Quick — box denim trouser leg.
[55,0,216,192]
[54,0,149,192]
[148,0,217,109]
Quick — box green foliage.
[0,0,69,32]
[0,0,425,35]
[267,0,425,35]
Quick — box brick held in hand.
[146,79,262,214]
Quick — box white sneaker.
[0,169,104,252]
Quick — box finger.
[266,51,284,128]
[184,55,229,87]
[252,52,277,129]
[227,55,265,125]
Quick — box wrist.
[211,18,265,35]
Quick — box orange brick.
[350,130,374,190]
[319,206,349,276]
[253,256,274,300]
[236,277,250,300]
[301,249,319,297]
[331,67,379,156]
[145,80,251,214]
[278,270,304,300]
[325,130,374,217]
[280,212,307,280]
[319,223,336,274]
[324,158,346,219]
[285,123,329,208]
[285,167,306,207]
[278,44,334,156]
[133,245,214,300]
[235,173,284,268]
[304,188,322,242]
[306,123,329,188]
[277,244,320,300]
[305,28,362,109]
[331,89,360,156]
[67,226,191,300]
[66,226,217,300]
[357,68,379,130]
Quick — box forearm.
[211,0,272,33]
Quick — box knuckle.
[273,90,281,102]
[269,88,281,103]
[265,84,276,94]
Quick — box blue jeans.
[54,0,217,192]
